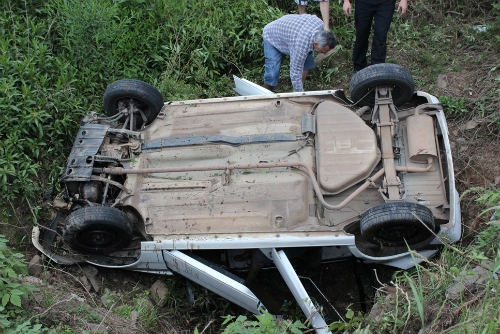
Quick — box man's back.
[263,14,323,56]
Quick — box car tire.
[63,206,133,254]
[103,79,164,128]
[349,63,414,107]
[360,202,435,246]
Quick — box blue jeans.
[263,40,315,87]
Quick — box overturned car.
[34,64,460,332]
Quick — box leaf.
[2,293,10,307]
[0,318,10,327]
[472,251,488,260]
[290,326,305,334]
[9,294,21,307]
[345,308,354,319]
[10,288,26,296]
[329,322,343,330]
[255,312,272,327]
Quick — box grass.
[329,223,499,333]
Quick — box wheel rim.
[375,225,419,243]
[76,225,125,249]
[116,97,152,126]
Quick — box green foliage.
[48,0,283,99]
[113,290,157,327]
[490,2,500,48]
[328,308,364,332]
[462,187,500,233]
[3,320,47,334]
[0,235,38,330]
[403,271,425,329]
[0,0,285,203]
[409,0,494,24]
[439,96,469,115]
[221,311,307,334]
[474,189,500,254]
[475,189,500,209]
[0,2,85,202]
[152,0,282,99]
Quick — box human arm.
[343,0,351,16]
[398,0,408,15]
[289,39,311,92]
[289,52,307,92]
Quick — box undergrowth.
[0,235,43,333]
[219,312,307,334]
[0,0,283,204]
[321,188,500,333]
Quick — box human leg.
[295,0,308,14]
[371,0,396,65]
[319,1,330,30]
[352,0,375,71]
[295,0,329,29]
[263,40,283,90]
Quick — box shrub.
[0,0,283,202]
[0,3,85,202]
[0,235,38,331]
[220,311,307,334]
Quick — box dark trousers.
[352,0,396,71]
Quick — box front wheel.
[63,206,133,254]
[103,79,164,129]
[360,202,435,247]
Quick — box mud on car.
[34,64,460,331]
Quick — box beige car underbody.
[96,90,454,256]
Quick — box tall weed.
[0,0,282,203]
[0,234,41,332]
[408,0,493,23]
[0,2,84,202]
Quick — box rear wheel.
[103,79,164,129]
[350,63,414,107]
[360,202,435,246]
[63,206,133,254]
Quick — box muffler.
[406,112,437,163]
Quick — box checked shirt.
[263,14,323,92]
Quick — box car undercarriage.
[33,64,461,333]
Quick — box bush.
[0,3,85,202]
[0,0,283,203]
[220,311,307,334]
[0,235,38,330]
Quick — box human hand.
[343,0,351,16]
[398,0,408,15]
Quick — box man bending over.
[262,14,337,92]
